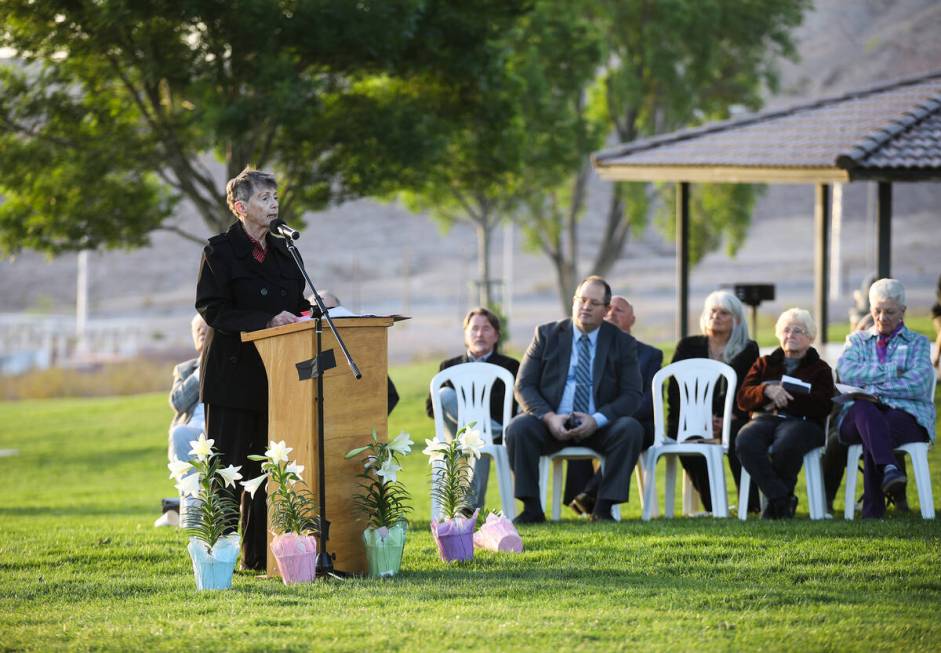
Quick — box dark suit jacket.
[196,222,310,412]
[634,340,664,425]
[425,352,520,422]
[514,319,642,422]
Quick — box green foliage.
[247,451,320,536]
[428,423,479,520]
[0,0,528,253]
[346,430,413,530]
[655,183,768,264]
[180,451,239,550]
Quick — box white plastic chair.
[842,374,936,520]
[537,449,638,521]
[737,446,827,521]
[429,362,516,520]
[642,358,736,520]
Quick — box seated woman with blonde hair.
[736,309,835,518]
[836,278,935,519]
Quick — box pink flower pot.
[430,509,479,562]
[473,513,523,553]
[270,533,317,585]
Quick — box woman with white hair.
[736,309,835,518]
[667,290,760,514]
[836,278,935,518]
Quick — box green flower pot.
[363,522,407,578]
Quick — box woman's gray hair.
[699,290,750,362]
[775,308,817,341]
[868,278,906,308]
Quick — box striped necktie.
[573,334,591,414]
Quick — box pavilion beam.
[814,183,831,345]
[676,182,690,340]
[877,181,892,278]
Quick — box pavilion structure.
[592,71,941,343]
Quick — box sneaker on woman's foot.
[154,510,180,527]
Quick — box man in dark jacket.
[505,276,645,523]
[565,295,663,515]
[426,307,519,510]
[195,167,310,570]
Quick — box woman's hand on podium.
[267,311,301,328]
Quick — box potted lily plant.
[424,423,484,562]
[169,433,242,591]
[345,430,413,578]
[242,440,319,585]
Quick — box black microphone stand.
[281,235,361,579]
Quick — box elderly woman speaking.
[836,278,936,519]
[736,309,835,518]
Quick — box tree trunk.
[591,183,627,276]
[475,214,494,308]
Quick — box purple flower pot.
[473,513,523,553]
[430,509,479,562]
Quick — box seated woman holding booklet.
[835,278,935,519]
[735,308,835,519]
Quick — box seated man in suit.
[426,307,520,510]
[505,276,645,523]
[155,313,209,527]
[565,295,663,515]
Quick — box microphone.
[268,218,300,240]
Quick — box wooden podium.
[241,316,395,577]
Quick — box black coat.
[515,319,642,422]
[425,352,521,422]
[196,222,310,411]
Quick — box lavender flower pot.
[271,533,317,585]
[430,509,479,562]
[363,522,407,578]
[187,535,239,591]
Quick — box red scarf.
[876,322,904,363]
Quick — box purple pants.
[839,401,928,518]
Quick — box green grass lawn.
[1,320,940,651]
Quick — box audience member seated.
[849,274,877,332]
[425,307,520,510]
[833,278,935,519]
[155,313,209,527]
[505,276,644,523]
[668,290,759,514]
[312,291,400,414]
[735,308,835,519]
[932,274,941,370]
[565,295,663,516]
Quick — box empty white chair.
[643,358,736,520]
[429,362,516,520]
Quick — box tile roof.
[592,71,941,177]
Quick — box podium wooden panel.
[242,317,394,577]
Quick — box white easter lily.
[188,433,215,463]
[175,472,201,498]
[240,473,269,499]
[376,457,402,484]
[216,464,243,489]
[422,438,448,463]
[167,459,192,481]
[388,431,413,455]
[285,461,305,485]
[265,440,292,464]
[459,428,485,460]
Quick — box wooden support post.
[815,184,831,345]
[877,181,892,279]
[676,182,690,340]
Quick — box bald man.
[565,295,663,515]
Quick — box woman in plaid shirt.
[836,278,936,519]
